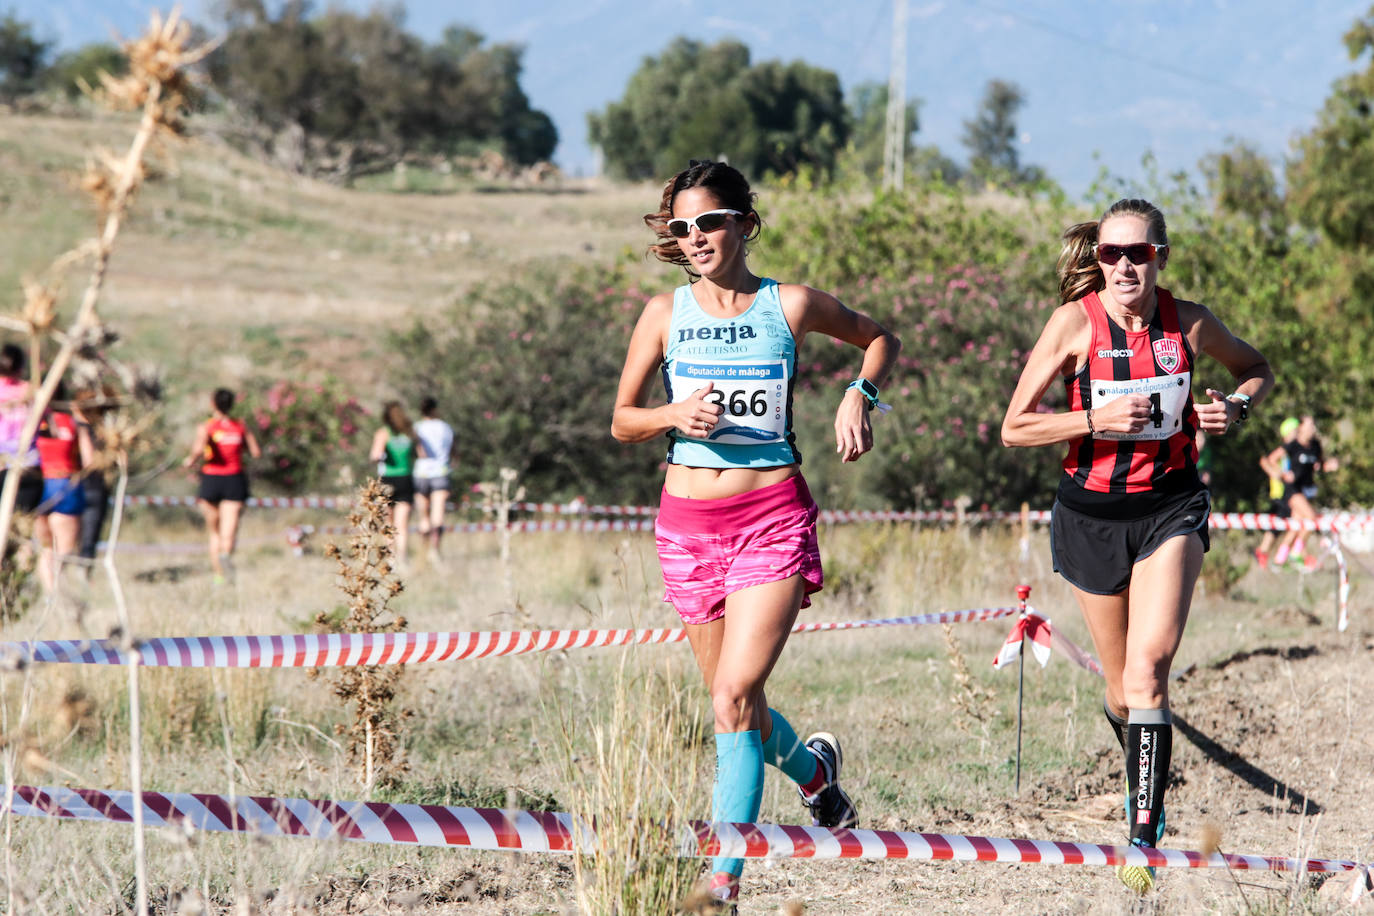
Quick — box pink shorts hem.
[655,476,824,625]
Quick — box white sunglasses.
[666,208,743,238]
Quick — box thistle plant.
[0,13,212,916]
[316,478,411,789]
[0,8,212,557]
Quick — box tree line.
[2,4,1046,188]
[0,1,556,180]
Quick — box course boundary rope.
[2,607,1020,668]
[118,493,1374,533]
[7,785,1366,876]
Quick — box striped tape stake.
[6,785,1367,876]
[2,607,1019,669]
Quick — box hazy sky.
[12,1,1370,196]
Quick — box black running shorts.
[380,474,415,505]
[1050,488,1211,595]
[197,472,249,504]
[0,468,42,513]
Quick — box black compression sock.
[1126,708,1172,847]
[1104,702,1127,751]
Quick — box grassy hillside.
[0,110,661,434]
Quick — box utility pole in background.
[882,0,907,191]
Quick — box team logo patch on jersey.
[1152,338,1182,374]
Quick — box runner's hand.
[1197,388,1237,434]
[667,383,722,439]
[835,388,874,462]
[1094,394,1151,435]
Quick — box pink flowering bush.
[245,380,370,492]
[789,265,1062,508]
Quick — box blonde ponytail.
[1056,199,1170,305]
[1057,221,1102,304]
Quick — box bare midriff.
[663,463,799,500]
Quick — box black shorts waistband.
[1056,468,1203,520]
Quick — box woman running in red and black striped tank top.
[1001,199,1274,895]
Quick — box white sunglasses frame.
[666,208,744,238]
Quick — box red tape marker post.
[3,607,1019,668]
[7,785,1367,877]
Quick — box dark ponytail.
[643,160,761,277]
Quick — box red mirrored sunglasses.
[1094,242,1167,265]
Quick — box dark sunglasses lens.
[667,219,690,238]
[1099,243,1156,265]
[696,212,729,232]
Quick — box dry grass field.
[4,512,1372,915]
[2,111,1373,914]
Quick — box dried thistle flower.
[87,410,153,472]
[20,279,57,334]
[1199,822,1223,856]
[130,364,163,403]
[71,320,120,359]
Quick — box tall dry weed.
[314,478,411,788]
[941,622,998,739]
[549,653,709,915]
[0,12,213,915]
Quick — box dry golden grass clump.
[550,654,709,916]
[315,478,412,788]
[942,621,998,735]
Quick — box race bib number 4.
[1090,372,1191,441]
[669,360,788,444]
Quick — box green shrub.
[389,263,663,504]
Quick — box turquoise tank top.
[662,278,799,469]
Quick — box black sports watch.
[1226,392,1251,424]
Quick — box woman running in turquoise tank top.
[612,160,901,910]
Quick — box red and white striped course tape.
[6,785,1367,876]
[122,492,1374,533]
[122,495,354,510]
[2,607,1019,668]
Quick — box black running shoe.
[798,732,858,829]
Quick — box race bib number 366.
[1090,372,1191,441]
[669,360,788,444]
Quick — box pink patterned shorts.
[655,475,824,625]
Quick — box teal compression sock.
[711,729,764,879]
[761,708,822,788]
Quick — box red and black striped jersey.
[1060,288,1199,495]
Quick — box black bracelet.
[1086,409,1095,434]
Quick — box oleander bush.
[245,379,371,493]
